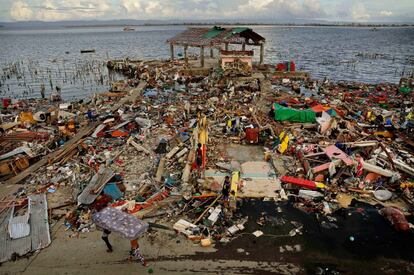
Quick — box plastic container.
[245,128,259,144]
[276,63,286,71]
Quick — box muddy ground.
[1,198,414,275]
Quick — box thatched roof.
[167,26,265,47]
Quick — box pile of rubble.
[0,57,413,263]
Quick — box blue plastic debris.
[103,182,123,200]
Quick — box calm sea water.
[0,25,413,99]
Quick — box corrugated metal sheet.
[0,209,32,263]
[0,194,51,263]
[29,194,51,250]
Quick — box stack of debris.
[0,56,412,262]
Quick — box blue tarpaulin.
[103,182,123,200]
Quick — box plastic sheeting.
[273,103,316,123]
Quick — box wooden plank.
[155,157,166,182]
[77,167,115,205]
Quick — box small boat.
[80,49,95,53]
[123,26,135,31]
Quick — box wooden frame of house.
[167,26,265,67]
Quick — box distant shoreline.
[64,23,414,28]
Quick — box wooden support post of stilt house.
[170,43,174,61]
[184,45,188,65]
[260,42,265,65]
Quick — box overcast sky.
[1,0,413,22]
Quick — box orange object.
[68,120,76,133]
[165,116,174,125]
[130,239,138,248]
[373,131,393,138]
[19,112,36,125]
[111,130,129,137]
[311,104,331,113]
[364,172,381,183]
[314,174,325,182]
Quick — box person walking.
[101,229,113,252]
[128,239,148,267]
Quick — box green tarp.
[273,103,316,123]
[399,87,412,94]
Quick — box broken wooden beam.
[155,157,166,182]
[3,123,97,186]
[193,194,221,225]
[127,136,151,155]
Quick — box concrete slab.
[223,144,264,162]
[239,161,281,198]
[239,178,281,198]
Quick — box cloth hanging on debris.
[92,207,149,240]
[273,103,316,123]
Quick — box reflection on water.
[0,26,413,99]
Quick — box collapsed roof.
[167,26,265,47]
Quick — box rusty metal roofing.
[167,26,265,47]
[29,194,51,251]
